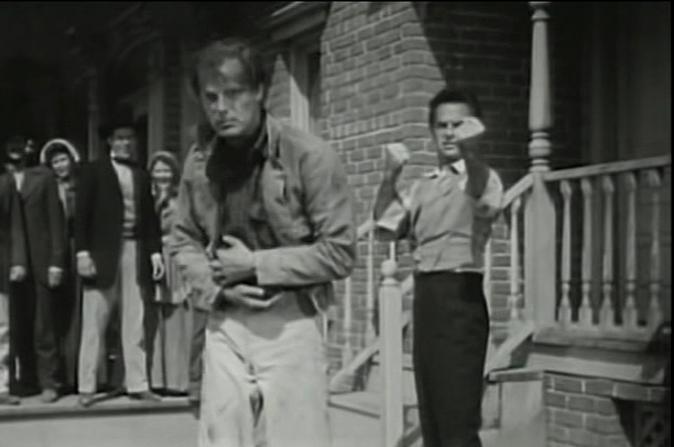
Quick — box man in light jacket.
[169,38,356,447]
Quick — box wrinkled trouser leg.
[199,295,331,447]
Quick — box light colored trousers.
[199,294,331,447]
[0,292,9,394]
[78,240,150,394]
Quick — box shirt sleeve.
[471,168,504,218]
[374,181,415,240]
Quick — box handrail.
[543,155,671,182]
[328,310,413,393]
[484,320,535,376]
[329,274,414,393]
[331,173,535,392]
[503,173,533,208]
[357,218,375,239]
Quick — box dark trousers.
[413,271,489,447]
[9,279,60,393]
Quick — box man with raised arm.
[373,89,504,447]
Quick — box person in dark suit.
[3,136,66,403]
[0,161,27,405]
[75,116,165,407]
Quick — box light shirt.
[377,158,503,273]
[77,160,161,266]
[13,171,25,192]
[111,159,137,238]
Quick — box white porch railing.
[541,156,671,340]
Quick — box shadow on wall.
[407,2,585,174]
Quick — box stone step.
[334,365,546,442]
[329,390,419,427]
[328,387,544,447]
[0,395,195,447]
[366,352,417,399]
[0,394,191,421]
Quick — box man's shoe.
[129,391,161,403]
[40,389,59,404]
[0,392,20,406]
[78,393,96,408]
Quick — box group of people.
[0,122,195,408]
[2,36,503,447]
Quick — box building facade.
[0,2,668,445]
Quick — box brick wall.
[246,1,586,372]
[314,1,546,369]
[544,372,670,447]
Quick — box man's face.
[198,58,263,140]
[50,153,72,180]
[431,102,477,162]
[108,127,138,161]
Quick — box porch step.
[366,352,417,400]
[331,366,546,446]
[0,395,195,447]
[483,368,546,446]
[0,394,190,421]
[329,390,419,426]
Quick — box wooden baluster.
[389,241,397,261]
[342,277,353,365]
[579,178,594,328]
[559,180,573,326]
[365,225,376,345]
[623,172,639,330]
[600,176,616,331]
[379,259,403,447]
[508,197,523,327]
[646,169,663,331]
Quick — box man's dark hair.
[5,135,26,154]
[428,89,483,126]
[98,111,137,141]
[189,37,269,100]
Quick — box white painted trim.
[272,11,327,43]
[289,47,310,131]
[264,1,329,42]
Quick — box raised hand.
[383,143,410,180]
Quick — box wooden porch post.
[87,69,101,161]
[524,1,557,328]
[148,39,166,161]
[379,259,403,447]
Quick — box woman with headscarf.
[40,138,81,392]
[147,151,190,394]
